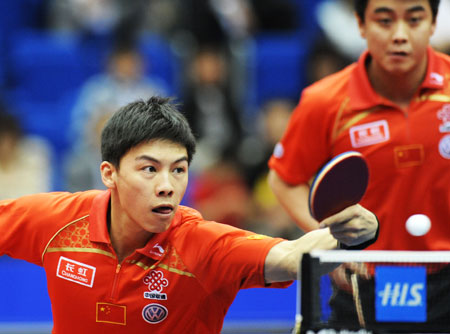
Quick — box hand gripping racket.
[308,151,369,222]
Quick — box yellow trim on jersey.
[415,94,450,102]
[130,260,195,278]
[41,215,90,263]
[334,111,372,140]
[331,97,350,142]
[46,247,115,259]
[158,263,195,277]
[330,92,450,146]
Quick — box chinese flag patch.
[96,302,126,325]
[394,144,424,168]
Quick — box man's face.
[357,0,436,76]
[106,139,189,234]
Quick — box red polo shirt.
[269,47,450,251]
[0,190,290,333]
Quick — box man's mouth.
[389,51,408,57]
[152,206,174,214]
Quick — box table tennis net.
[298,250,450,334]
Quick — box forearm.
[264,229,338,283]
[267,170,319,232]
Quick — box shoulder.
[302,63,356,104]
[176,206,233,231]
[427,49,450,89]
[288,63,357,127]
[433,49,450,63]
[173,206,256,240]
[177,205,204,223]
[1,190,103,217]
[172,206,281,255]
[429,49,450,71]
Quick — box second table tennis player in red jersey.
[269,0,449,251]
[0,97,379,333]
[268,0,450,325]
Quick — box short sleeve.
[269,95,331,184]
[173,220,292,293]
[0,192,95,266]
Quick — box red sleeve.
[268,88,337,185]
[173,218,292,293]
[0,191,97,266]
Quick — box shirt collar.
[89,190,111,243]
[348,47,444,111]
[421,47,446,89]
[88,189,184,260]
[137,209,182,260]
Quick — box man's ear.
[100,161,116,189]
[355,12,366,39]
[430,19,436,37]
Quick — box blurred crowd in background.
[0,0,449,240]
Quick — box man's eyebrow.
[373,5,426,15]
[135,155,188,164]
[406,5,426,14]
[374,7,393,14]
[174,157,189,164]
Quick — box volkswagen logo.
[142,303,168,324]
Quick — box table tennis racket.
[308,151,369,222]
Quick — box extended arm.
[267,169,319,232]
[264,204,379,283]
[264,228,337,283]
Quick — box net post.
[299,253,313,333]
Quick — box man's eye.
[173,167,186,174]
[409,16,422,24]
[378,18,392,25]
[144,166,156,172]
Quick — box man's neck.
[108,199,153,264]
[366,57,428,110]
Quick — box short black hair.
[101,96,196,167]
[354,0,441,23]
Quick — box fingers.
[330,266,353,293]
[318,204,378,247]
[330,262,370,293]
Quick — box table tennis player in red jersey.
[268,0,450,326]
[0,97,379,333]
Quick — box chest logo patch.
[96,302,126,325]
[437,104,450,133]
[143,270,169,300]
[429,72,443,85]
[439,135,450,159]
[149,243,165,258]
[394,144,424,167]
[142,303,168,324]
[349,120,390,148]
[56,256,96,288]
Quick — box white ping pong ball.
[405,214,431,236]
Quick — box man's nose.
[155,172,174,197]
[392,21,409,44]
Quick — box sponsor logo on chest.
[141,270,170,324]
[349,120,390,148]
[439,134,450,159]
[437,104,450,159]
[437,104,450,133]
[56,256,96,287]
[142,303,168,324]
[143,270,169,300]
